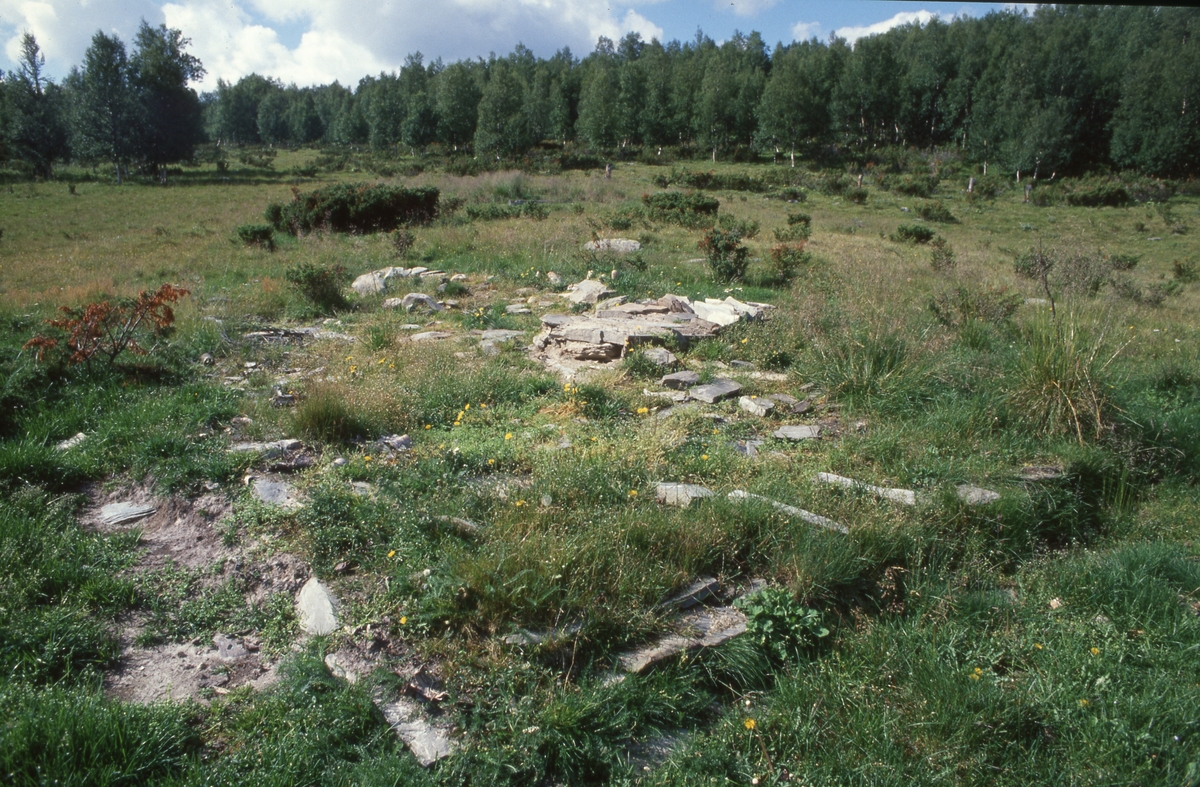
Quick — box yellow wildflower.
[364,455,371,462]
[488,458,495,465]
[636,407,649,415]
[400,616,407,625]
[628,490,637,497]
[1078,698,1089,707]
[1090,647,1100,656]
[701,454,709,460]
[744,719,757,730]
[505,432,513,440]
[1034,643,1043,650]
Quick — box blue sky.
[0,1,1025,91]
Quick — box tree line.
[3,5,1199,180]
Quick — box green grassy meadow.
[1,151,1199,786]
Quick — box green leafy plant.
[736,587,829,662]
[699,226,749,282]
[235,223,275,250]
[642,191,720,228]
[769,242,810,282]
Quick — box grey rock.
[350,482,375,497]
[432,515,482,537]
[773,425,820,441]
[594,295,630,311]
[1018,465,1063,481]
[505,305,532,315]
[252,478,302,509]
[583,238,641,254]
[450,273,468,282]
[689,378,742,404]
[213,634,248,662]
[546,271,564,287]
[661,370,700,389]
[655,482,713,508]
[814,472,916,506]
[540,314,572,328]
[739,396,774,417]
[98,502,156,527]
[563,278,615,305]
[402,293,442,313]
[296,577,339,636]
[957,485,1001,505]
[656,294,694,313]
[659,577,719,612]
[229,438,302,457]
[731,439,764,458]
[379,434,413,451]
[409,331,453,342]
[730,360,755,369]
[381,297,404,309]
[727,489,848,534]
[617,605,748,674]
[379,698,456,767]
[57,432,87,451]
[641,347,678,367]
[352,272,387,296]
[480,329,524,343]
[765,393,798,407]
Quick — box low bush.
[929,286,1022,329]
[735,588,828,663]
[787,211,812,227]
[891,224,936,243]
[846,187,869,204]
[662,168,769,192]
[916,200,955,223]
[235,223,275,250]
[769,242,811,282]
[642,191,720,228]
[267,182,440,235]
[1173,259,1197,282]
[1065,181,1130,207]
[390,229,416,257]
[929,237,957,270]
[880,173,937,197]
[773,224,810,243]
[284,262,349,314]
[716,214,760,239]
[699,226,749,282]
[464,202,548,221]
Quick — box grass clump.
[293,384,370,443]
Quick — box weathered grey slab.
[957,485,1001,505]
[661,371,700,389]
[689,378,742,404]
[815,472,916,506]
[773,425,820,441]
[296,577,338,636]
[377,696,455,767]
[229,438,302,457]
[655,482,713,507]
[98,502,157,527]
[659,577,719,612]
[409,331,454,342]
[252,478,302,509]
[727,489,848,534]
[739,396,774,416]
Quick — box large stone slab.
[99,502,157,527]
[584,238,642,254]
[659,577,719,612]
[655,482,713,508]
[229,438,302,457]
[727,489,847,534]
[814,472,916,506]
[618,606,748,673]
[773,425,820,441]
[378,696,456,767]
[296,577,338,636]
[661,370,700,389]
[956,485,1001,505]
[689,378,742,404]
[563,279,615,305]
[252,478,302,509]
[739,396,774,417]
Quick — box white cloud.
[790,20,820,42]
[0,0,668,89]
[717,0,779,17]
[834,10,936,46]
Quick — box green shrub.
[1065,181,1130,207]
[735,587,828,662]
[284,262,349,314]
[881,173,937,198]
[891,224,936,243]
[235,223,275,250]
[642,191,720,228]
[773,224,810,242]
[770,187,806,202]
[846,187,869,204]
[1173,259,1197,283]
[465,202,547,221]
[699,226,749,282]
[929,286,1022,329]
[267,182,440,235]
[769,242,811,282]
[916,200,955,223]
[716,214,759,239]
[662,168,769,192]
[390,228,416,257]
[787,211,812,227]
[1107,253,1140,271]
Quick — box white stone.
[739,396,774,417]
[98,502,156,527]
[563,278,615,305]
[727,490,847,534]
[583,238,642,254]
[401,292,441,312]
[773,425,820,441]
[814,472,917,506]
[352,272,387,296]
[957,485,1001,505]
[296,577,339,636]
[57,432,87,451]
[378,696,456,767]
[655,482,714,508]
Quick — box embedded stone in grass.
[689,378,742,403]
[505,304,532,314]
[658,577,719,611]
[352,271,387,296]
[378,696,456,767]
[642,347,678,367]
[583,238,642,253]
[773,425,820,441]
[739,395,774,416]
[56,432,87,451]
[957,485,1001,505]
[563,278,615,305]
[727,489,848,534]
[730,359,755,369]
[297,577,339,636]
[409,331,454,342]
[1018,465,1064,481]
[764,393,799,407]
[212,633,248,662]
[98,501,157,527]
[618,605,750,674]
[655,482,714,507]
[661,370,700,389]
[480,329,525,342]
[252,477,302,509]
[401,292,442,312]
[378,434,413,451]
[546,271,564,286]
[814,471,917,506]
[731,439,764,458]
[229,438,302,457]
[432,515,482,537]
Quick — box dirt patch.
[84,485,233,571]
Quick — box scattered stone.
[661,370,700,389]
[728,490,848,534]
[432,515,482,537]
[350,482,375,497]
[594,296,631,312]
[689,378,742,404]
[618,605,748,674]
[730,360,755,369]
[563,278,615,305]
[378,434,413,451]
[229,438,302,457]
[505,305,532,315]
[450,273,468,282]
[501,622,583,647]
[251,478,302,509]
[377,696,456,767]
[296,577,339,636]
[98,502,157,527]
[1019,465,1064,481]
[773,425,820,441]
[480,329,524,343]
[731,439,765,458]
[405,666,449,704]
[583,238,642,254]
[765,393,798,407]
[814,472,917,506]
[659,577,719,612]
[409,331,453,342]
[690,297,764,327]
[641,347,678,367]
[546,271,563,287]
[199,353,214,365]
[739,396,774,417]
[655,482,713,508]
[57,432,87,451]
[332,457,348,467]
[381,297,404,309]
[956,485,1001,505]
[402,292,442,312]
[352,271,388,296]
[213,634,248,662]
[270,387,296,407]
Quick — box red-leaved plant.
[24,283,190,368]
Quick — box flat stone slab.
[296,577,338,636]
[739,396,774,416]
[480,329,525,342]
[563,278,615,305]
[689,378,742,404]
[402,293,442,312]
[98,502,157,527]
[618,606,748,673]
[815,472,916,506]
[661,371,700,389]
[409,331,454,342]
[728,490,848,534]
[252,478,302,509]
[641,347,678,367]
[57,432,87,451]
[773,425,820,441]
[659,577,719,612]
[229,438,302,457]
[212,634,249,662]
[584,238,642,254]
[505,305,532,314]
[655,482,713,508]
[378,696,456,767]
[957,485,1001,505]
